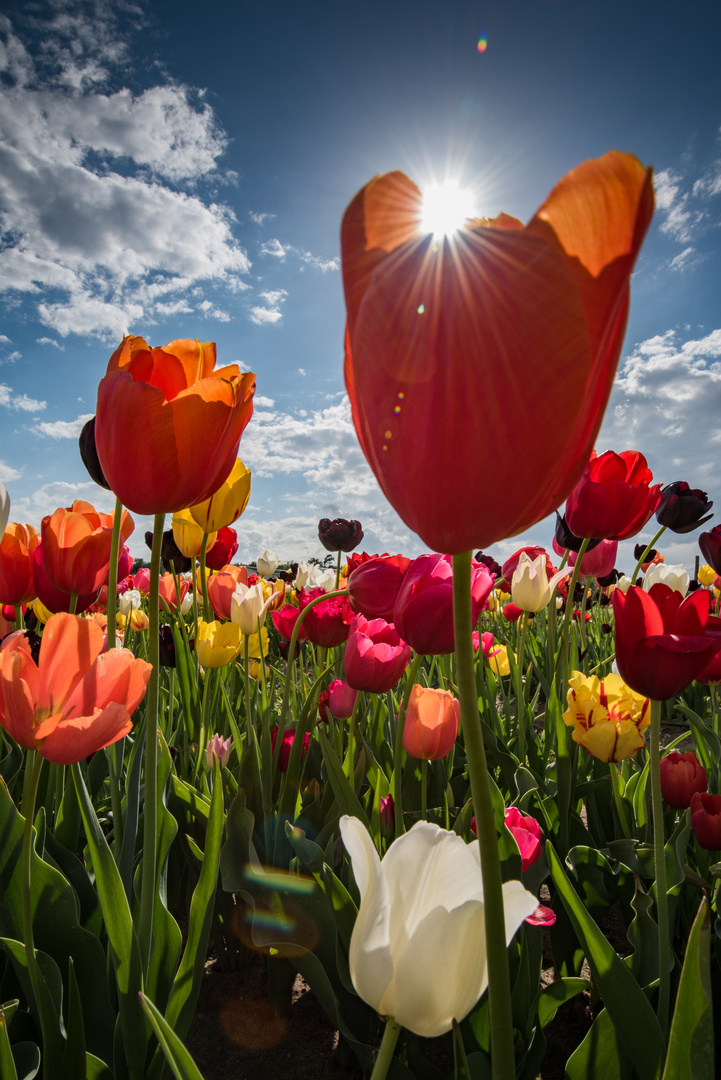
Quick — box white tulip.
[230,582,274,636]
[180,591,194,616]
[0,481,9,542]
[616,575,634,594]
[340,816,537,1038]
[511,552,570,613]
[643,562,689,597]
[118,589,142,616]
[256,549,279,577]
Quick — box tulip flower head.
[0,523,39,607]
[402,684,460,760]
[271,725,310,772]
[393,553,493,655]
[318,678,358,722]
[41,500,134,598]
[171,508,217,559]
[341,153,653,553]
[659,752,708,810]
[118,589,142,616]
[256,549,279,577]
[195,619,243,668]
[511,552,570,613]
[504,808,543,871]
[656,482,713,534]
[298,588,354,648]
[698,564,716,588]
[699,525,721,575]
[564,450,662,541]
[340,817,538,1037]
[95,337,255,516]
[204,526,239,571]
[206,733,232,770]
[0,612,151,763]
[344,614,411,693]
[230,582,275,637]
[318,517,364,553]
[157,573,191,613]
[642,562,689,597]
[488,643,512,677]
[563,670,650,762]
[189,457,251,534]
[690,792,721,850]
[347,553,411,622]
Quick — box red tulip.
[0,612,151,764]
[699,525,721,575]
[347,554,411,621]
[504,807,543,870]
[659,752,708,809]
[41,500,134,597]
[564,450,662,541]
[402,684,459,760]
[158,573,190,613]
[32,548,97,615]
[271,602,308,644]
[612,584,721,700]
[95,336,256,515]
[318,678,357,722]
[298,588,353,648]
[204,526,239,571]
[271,725,310,772]
[392,554,493,655]
[341,153,654,553]
[502,602,524,623]
[690,792,721,851]
[207,565,248,621]
[565,539,618,580]
[344,614,411,693]
[0,523,39,606]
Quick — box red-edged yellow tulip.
[0,523,39,606]
[171,508,216,559]
[40,500,133,598]
[341,152,654,553]
[189,457,251,533]
[0,612,151,764]
[95,337,256,515]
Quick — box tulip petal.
[37,613,104,716]
[0,654,41,748]
[40,703,133,765]
[340,817,394,1014]
[63,648,151,719]
[501,879,543,944]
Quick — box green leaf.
[145,734,182,1015]
[317,727,369,828]
[10,1042,40,1080]
[565,1005,634,1080]
[547,841,664,1080]
[0,1007,19,1080]
[139,993,205,1080]
[61,959,85,1080]
[662,898,714,1080]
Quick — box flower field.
[1,151,719,1080]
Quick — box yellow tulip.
[698,564,715,587]
[189,457,251,533]
[172,508,217,558]
[488,643,512,678]
[242,627,269,659]
[195,619,243,668]
[563,670,650,763]
[31,598,53,624]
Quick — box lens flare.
[477,36,488,53]
[421,181,476,238]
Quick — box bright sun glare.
[421,180,476,237]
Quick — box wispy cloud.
[0,460,23,482]
[249,307,283,325]
[0,384,47,412]
[250,211,275,225]
[259,239,287,259]
[37,337,65,349]
[34,413,94,439]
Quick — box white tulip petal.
[340,817,394,1014]
[501,879,541,944]
[391,898,488,1036]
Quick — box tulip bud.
[690,792,721,850]
[504,807,542,871]
[256,549,279,576]
[642,563,690,597]
[659,752,707,809]
[78,416,111,490]
[206,734,232,770]
[379,793,395,838]
[402,684,459,760]
[656,481,713,533]
[317,517,364,552]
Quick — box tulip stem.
[630,525,667,586]
[335,549,342,590]
[394,652,424,836]
[14,604,24,631]
[453,552,515,1080]
[370,1017,402,1080]
[200,534,212,621]
[421,758,428,820]
[515,613,529,765]
[608,763,631,839]
[556,537,590,696]
[106,496,123,650]
[138,511,165,978]
[649,697,670,1040]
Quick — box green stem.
[421,757,428,820]
[649,698,670,1039]
[335,549,342,590]
[630,524,667,586]
[557,537,590,696]
[394,652,424,836]
[453,551,515,1080]
[106,496,123,650]
[14,604,24,631]
[138,511,165,977]
[68,593,78,616]
[200,534,212,622]
[243,634,252,732]
[515,613,529,765]
[608,762,631,839]
[370,1017,402,1080]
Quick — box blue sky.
[1,0,720,572]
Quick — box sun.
[420,180,476,238]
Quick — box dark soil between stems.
[185,900,629,1080]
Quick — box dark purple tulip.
[318,518,364,553]
[473,551,502,578]
[634,543,657,562]
[656,481,713,533]
[145,528,192,574]
[699,525,721,574]
[78,416,111,490]
[597,569,619,587]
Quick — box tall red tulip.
[393,553,493,655]
[0,612,151,764]
[95,337,256,515]
[344,614,411,692]
[341,152,654,552]
[347,553,411,621]
[612,584,721,700]
[564,450,662,541]
[0,524,39,606]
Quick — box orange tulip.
[207,565,249,621]
[95,336,256,515]
[341,152,654,553]
[0,613,151,764]
[402,684,460,760]
[41,500,134,597]
[0,523,39,606]
[157,573,191,612]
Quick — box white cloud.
[254,395,276,407]
[297,367,306,376]
[249,306,283,325]
[34,413,94,439]
[37,337,64,349]
[250,211,275,225]
[260,289,287,305]
[0,460,22,482]
[300,251,339,272]
[7,351,21,363]
[11,479,118,530]
[0,8,251,339]
[0,383,47,411]
[0,335,10,345]
[668,246,699,272]
[259,238,286,259]
[198,299,230,321]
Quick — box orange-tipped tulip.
[95,337,256,515]
[0,612,151,764]
[0,523,39,606]
[341,152,654,553]
[208,565,249,621]
[41,500,134,597]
